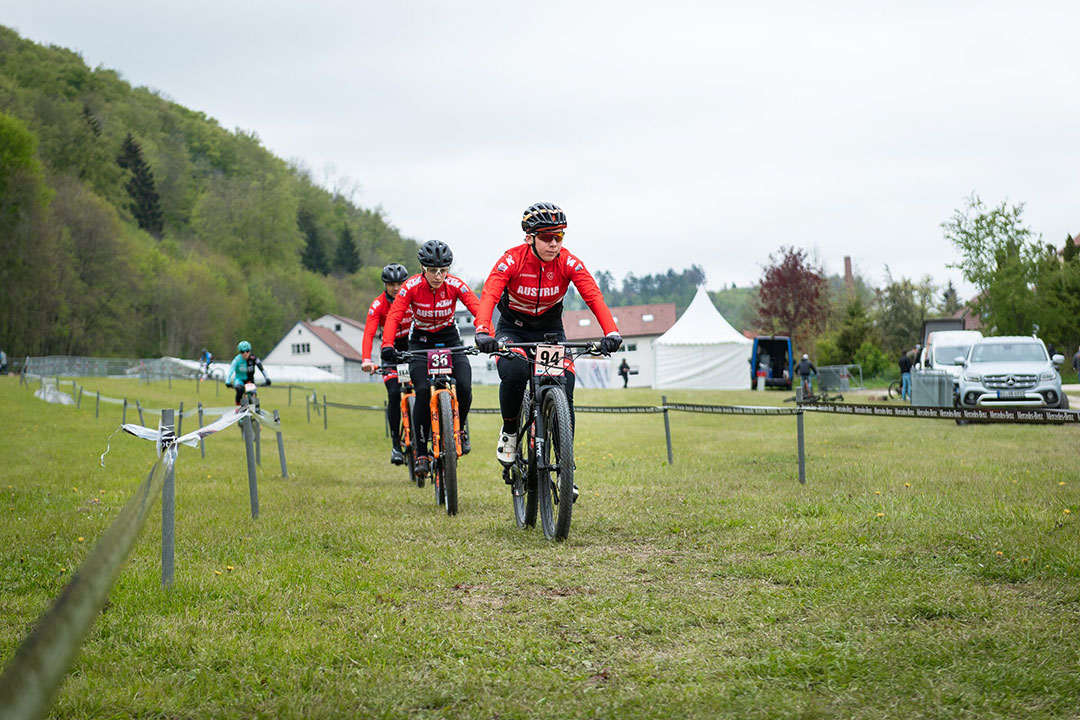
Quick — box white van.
[919,330,983,382]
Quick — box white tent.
[653,287,752,389]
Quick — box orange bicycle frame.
[429,384,462,459]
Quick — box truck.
[749,335,793,390]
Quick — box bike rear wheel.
[888,380,902,399]
[438,391,458,516]
[536,388,574,541]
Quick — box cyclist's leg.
[495,338,530,432]
[385,375,402,447]
[451,353,472,424]
[408,354,431,456]
[234,382,244,406]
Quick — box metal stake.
[161,409,176,588]
[323,394,328,430]
[241,398,259,519]
[274,409,288,478]
[198,403,206,458]
[662,395,674,465]
[797,410,806,485]
[178,401,184,437]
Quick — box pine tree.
[941,280,961,314]
[298,209,329,275]
[116,133,163,238]
[334,222,361,275]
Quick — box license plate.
[427,349,453,375]
[997,389,1025,399]
[534,344,564,376]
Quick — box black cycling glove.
[475,333,498,353]
[381,346,399,364]
[600,332,622,354]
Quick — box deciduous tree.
[756,246,827,348]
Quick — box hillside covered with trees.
[0,25,419,359]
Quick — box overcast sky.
[5,1,1079,297]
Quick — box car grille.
[982,373,1037,390]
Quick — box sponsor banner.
[799,402,1080,424]
[664,403,800,416]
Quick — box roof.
[563,303,677,340]
[655,287,751,346]
[302,321,364,361]
[323,313,366,331]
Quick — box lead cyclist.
[474,202,622,487]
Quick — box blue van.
[749,336,793,390]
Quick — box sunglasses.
[423,267,450,275]
[533,231,565,243]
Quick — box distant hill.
[0,25,419,358]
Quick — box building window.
[617,342,638,353]
[335,323,342,332]
[291,343,311,354]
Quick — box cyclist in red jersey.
[361,263,414,465]
[382,240,481,478]
[474,202,622,467]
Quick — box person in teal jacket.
[227,340,270,405]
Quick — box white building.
[563,303,678,388]
[265,320,368,382]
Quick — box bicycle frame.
[429,380,462,460]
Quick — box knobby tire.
[406,395,423,488]
[520,386,538,529]
[537,388,574,541]
[438,391,458,515]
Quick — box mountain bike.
[396,346,477,516]
[379,362,421,487]
[488,337,605,541]
[887,379,903,400]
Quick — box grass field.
[2,375,1080,719]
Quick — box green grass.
[2,376,1080,718]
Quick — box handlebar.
[489,340,608,357]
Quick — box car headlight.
[964,374,981,382]
[1040,370,1057,381]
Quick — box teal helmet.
[237,340,251,352]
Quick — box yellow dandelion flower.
[1059,482,1066,487]
[77,537,84,543]
[226,565,234,572]
[72,487,78,492]
[904,482,911,488]
[1021,558,1029,564]
[876,512,884,518]
[874,491,881,496]
[214,570,222,576]
[996,551,1004,557]
[1064,509,1071,515]
[59,568,66,573]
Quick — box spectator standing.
[618,358,630,388]
[1072,347,1080,376]
[899,349,914,401]
[796,353,816,397]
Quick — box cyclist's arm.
[456,279,482,320]
[475,253,513,335]
[227,355,242,386]
[382,286,411,349]
[361,297,384,363]
[569,261,618,335]
[255,357,269,382]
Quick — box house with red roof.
[265,319,367,381]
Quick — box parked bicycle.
[487,336,607,541]
[391,346,477,516]
[378,362,421,487]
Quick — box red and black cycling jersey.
[475,243,618,335]
[382,274,480,347]
[361,291,414,363]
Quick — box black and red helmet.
[521,202,567,233]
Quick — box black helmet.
[381,263,408,283]
[521,202,567,233]
[417,240,453,268]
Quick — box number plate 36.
[535,344,564,376]
[427,349,453,375]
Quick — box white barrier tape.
[251,409,281,431]
[115,408,251,453]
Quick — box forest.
[0,25,418,359]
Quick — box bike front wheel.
[536,388,575,541]
[888,380,902,400]
[438,391,458,516]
